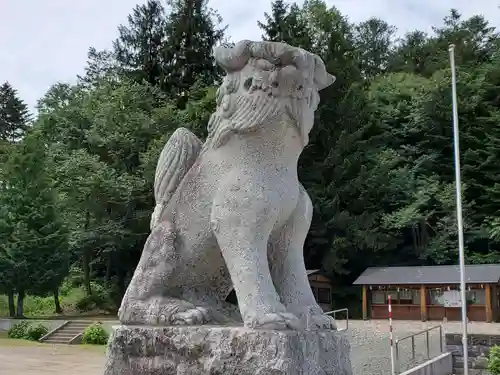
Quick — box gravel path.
[345,320,444,375]
[346,319,498,375]
[0,341,105,375]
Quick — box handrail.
[396,325,442,342]
[39,320,69,342]
[69,332,83,345]
[324,308,349,332]
[394,325,444,374]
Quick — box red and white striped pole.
[389,295,396,375]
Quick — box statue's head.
[206,40,335,149]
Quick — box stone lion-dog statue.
[118,40,336,331]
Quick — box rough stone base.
[104,325,353,375]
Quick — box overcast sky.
[1,0,500,110]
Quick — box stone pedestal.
[104,325,353,375]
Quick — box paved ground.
[348,319,499,375]
[0,319,495,375]
[0,340,105,375]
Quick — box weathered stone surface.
[105,40,349,375]
[104,325,352,375]
[117,39,337,331]
[446,333,496,374]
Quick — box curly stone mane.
[204,40,335,149]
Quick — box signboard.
[443,290,462,307]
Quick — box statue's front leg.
[119,221,212,326]
[211,180,301,330]
[269,185,336,330]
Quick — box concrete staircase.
[40,320,92,344]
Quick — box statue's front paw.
[247,312,303,330]
[292,305,337,331]
[171,307,212,325]
[308,314,337,330]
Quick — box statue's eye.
[243,77,253,90]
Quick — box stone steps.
[40,321,93,344]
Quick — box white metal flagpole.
[449,43,469,375]
[388,295,396,375]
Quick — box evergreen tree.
[161,0,226,106]
[387,31,432,75]
[258,0,289,42]
[353,18,396,78]
[78,47,120,88]
[258,1,312,48]
[388,9,498,77]
[113,0,166,86]
[0,82,30,141]
[0,136,69,316]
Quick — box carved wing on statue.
[150,128,202,229]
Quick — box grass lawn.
[0,329,107,353]
[0,287,117,320]
[0,332,107,354]
[0,287,86,317]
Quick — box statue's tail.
[150,127,202,229]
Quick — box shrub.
[81,323,109,345]
[74,282,114,313]
[76,293,110,312]
[60,266,85,295]
[89,282,107,295]
[7,321,30,339]
[489,345,500,375]
[24,323,48,341]
[25,295,56,316]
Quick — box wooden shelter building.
[353,264,500,322]
[307,269,333,312]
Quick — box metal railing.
[325,308,349,332]
[394,325,443,374]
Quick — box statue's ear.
[214,40,252,73]
[317,74,336,91]
[314,56,336,91]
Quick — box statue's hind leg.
[118,221,211,325]
[269,185,336,330]
[211,182,302,330]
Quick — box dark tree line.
[1,0,500,316]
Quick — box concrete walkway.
[1,319,498,375]
[0,341,105,375]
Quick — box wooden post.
[420,285,427,322]
[493,285,498,322]
[486,283,493,323]
[362,285,368,320]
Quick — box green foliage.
[24,296,58,316]
[59,267,86,296]
[488,345,500,374]
[0,82,31,141]
[2,0,500,314]
[81,323,109,345]
[7,321,49,341]
[0,135,70,316]
[161,0,226,104]
[0,287,111,318]
[75,289,112,312]
[24,323,49,341]
[7,321,30,339]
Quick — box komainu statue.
[119,40,336,331]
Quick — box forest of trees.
[1,0,500,317]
